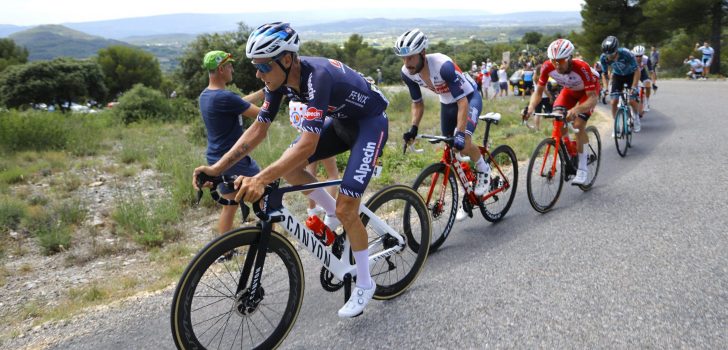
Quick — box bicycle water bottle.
[305,215,335,246]
[461,162,476,182]
[565,138,577,156]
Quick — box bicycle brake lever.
[195,189,203,205]
[408,144,424,154]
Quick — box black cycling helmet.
[601,36,619,55]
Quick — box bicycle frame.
[241,179,406,304]
[536,116,578,179]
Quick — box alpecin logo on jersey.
[328,59,342,68]
[434,84,450,94]
[307,74,316,101]
[262,100,270,112]
[304,107,323,121]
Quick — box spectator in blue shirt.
[199,50,263,234]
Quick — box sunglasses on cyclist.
[252,59,276,73]
[551,58,568,66]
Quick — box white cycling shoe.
[473,171,490,197]
[306,206,325,217]
[571,169,589,185]
[338,280,376,318]
[456,206,469,221]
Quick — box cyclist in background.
[650,46,659,92]
[600,35,641,133]
[632,45,653,113]
[395,28,490,205]
[524,39,599,185]
[193,22,390,318]
[522,62,535,100]
[694,41,713,79]
[684,55,704,80]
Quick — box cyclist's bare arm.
[254,131,319,186]
[570,90,598,117]
[631,71,640,88]
[242,89,264,104]
[455,97,469,132]
[602,67,610,90]
[527,83,546,115]
[410,100,425,127]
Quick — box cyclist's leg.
[609,76,621,118]
[336,114,388,317]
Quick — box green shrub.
[0,166,25,184]
[112,195,181,248]
[0,109,110,155]
[24,211,71,254]
[114,84,173,124]
[169,98,198,123]
[0,196,27,233]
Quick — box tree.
[97,45,162,98]
[574,0,645,60]
[0,38,28,73]
[522,32,543,46]
[175,22,261,100]
[0,58,107,110]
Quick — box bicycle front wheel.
[578,126,601,191]
[614,108,628,157]
[526,138,564,213]
[478,144,518,222]
[366,184,431,300]
[411,162,458,252]
[171,227,304,350]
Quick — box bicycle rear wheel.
[365,184,431,300]
[411,162,457,252]
[526,138,564,213]
[578,126,601,191]
[614,109,628,157]
[626,108,634,147]
[478,144,518,222]
[171,227,303,350]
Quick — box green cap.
[202,50,234,70]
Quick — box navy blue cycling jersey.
[257,56,389,133]
[600,48,638,76]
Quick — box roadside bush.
[0,109,111,155]
[114,84,173,124]
[0,196,27,233]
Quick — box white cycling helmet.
[394,29,428,57]
[246,22,300,59]
[632,45,645,56]
[547,39,575,60]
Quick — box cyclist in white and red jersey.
[524,39,599,185]
[632,45,652,113]
[395,29,490,207]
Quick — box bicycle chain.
[319,234,346,292]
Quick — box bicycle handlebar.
[195,172,273,222]
[533,113,580,133]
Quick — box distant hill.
[0,24,26,37]
[9,25,130,61]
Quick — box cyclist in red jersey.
[524,39,599,185]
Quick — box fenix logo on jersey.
[304,107,323,121]
[354,142,378,184]
[346,91,369,108]
[306,74,316,101]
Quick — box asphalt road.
[44,79,728,349]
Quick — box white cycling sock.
[307,188,336,216]
[353,249,373,289]
[579,149,588,171]
[475,156,490,174]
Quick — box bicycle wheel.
[614,108,628,157]
[578,126,601,191]
[171,227,303,350]
[478,144,518,222]
[626,107,634,147]
[526,138,564,213]
[411,162,458,252]
[365,184,430,300]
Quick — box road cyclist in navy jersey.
[199,50,264,235]
[192,22,391,318]
[600,35,641,134]
[394,28,489,220]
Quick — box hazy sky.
[2,0,584,26]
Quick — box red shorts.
[554,88,597,120]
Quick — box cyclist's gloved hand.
[453,131,466,151]
[403,125,418,144]
[631,87,640,97]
